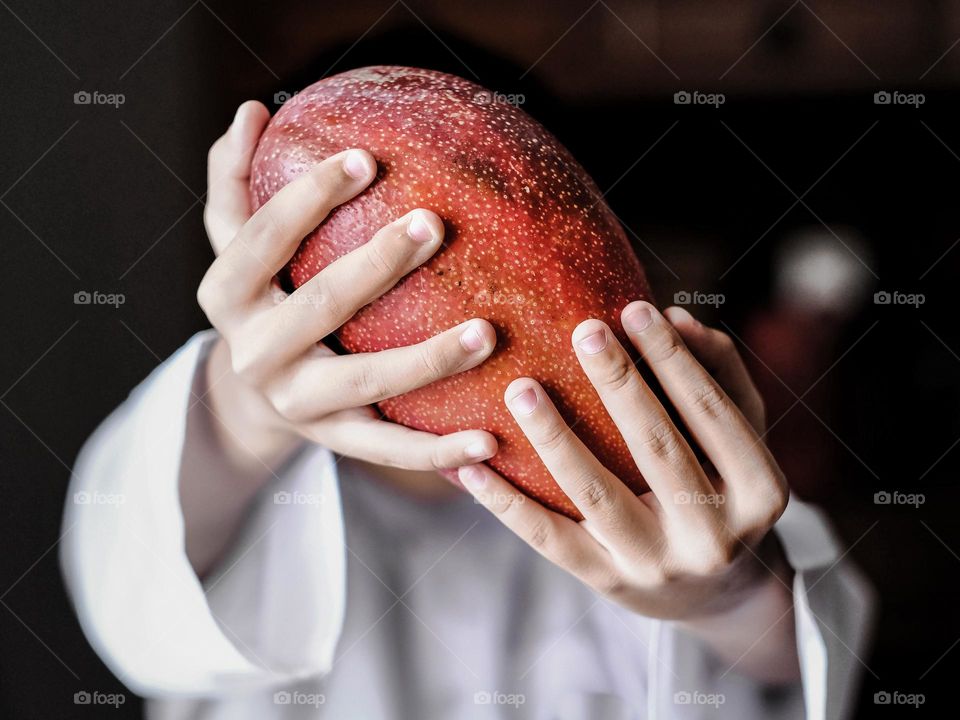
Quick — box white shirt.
[61,332,874,719]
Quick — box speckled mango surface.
[250,66,654,519]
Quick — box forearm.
[180,338,303,575]
[678,535,800,685]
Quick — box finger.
[209,148,378,306]
[458,464,620,594]
[665,306,765,433]
[571,320,716,522]
[204,101,271,254]
[310,412,498,470]
[621,302,784,503]
[259,209,445,363]
[273,318,496,418]
[504,378,655,548]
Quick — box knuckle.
[202,204,216,237]
[417,343,451,382]
[263,372,308,423]
[298,275,343,318]
[363,237,399,278]
[247,203,285,246]
[688,541,739,577]
[641,418,683,460]
[526,517,552,550]
[751,477,789,528]
[534,422,570,454]
[351,360,391,404]
[229,343,264,383]
[196,273,221,317]
[645,561,679,586]
[196,260,240,316]
[599,353,638,393]
[206,137,224,169]
[686,381,729,420]
[714,330,737,356]
[572,471,613,513]
[748,394,767,428]
[591,569,625,597]
[651,331,684,364]
[307,160,343,199]
[428,443,450,470]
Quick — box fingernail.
[460,323,485,353]
[459,465,487,489]
[623,305,653,333]
[509,388,538,415]
[407,211,437,243]
[576,329,607,355]
[672,306,697,325]
[343,150,372,180]
[464,440,491,459]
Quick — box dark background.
[2,0,959,717]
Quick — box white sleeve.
[60,331,347,698]
[650,497,875,720]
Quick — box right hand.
[197,101,499,477]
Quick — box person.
[61,101,873,719]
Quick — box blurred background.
[2,0,958,716]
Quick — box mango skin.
[250,66,654,519]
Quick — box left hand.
[459,302,790,625]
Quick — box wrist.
[677,534,800,684]
[202,337,303,489]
